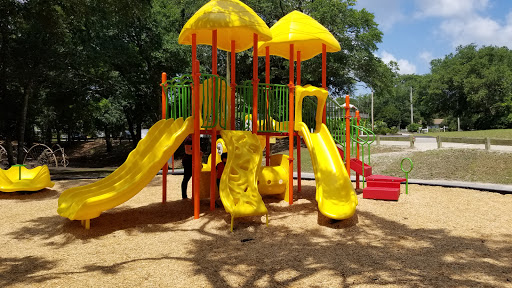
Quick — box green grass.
[425,129,512,139]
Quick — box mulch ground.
[1,176,511,287]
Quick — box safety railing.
[165,74,229,129]
[235,82,289,133]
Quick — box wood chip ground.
[1,176,511,287]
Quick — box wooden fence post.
[437,136,442,148]
[485,137,490,150]
[376,135,380,145]
[409,135,414,148]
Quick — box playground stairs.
[363,175,406,201]
[350,158,372,177]
[337,146,405,201]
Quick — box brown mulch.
[1,177,511,287]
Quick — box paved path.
[379,135,512,152]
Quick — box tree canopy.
[0,0,392,165]
[364,44,512,131]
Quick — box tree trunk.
[105,126,112,153]
[136,121,142,146]
[44,127,52,146]
[56,128,61,145]
[17,82,32,164]
[5,134,14,166]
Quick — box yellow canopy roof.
[257,11,341,61]
[178,0,272,53]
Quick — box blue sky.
[355,0,512,76]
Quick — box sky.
[354,0,512,76]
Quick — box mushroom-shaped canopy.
[257,11,341,61]
[179,0,272,53]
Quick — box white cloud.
[440,13,512,47]
[415,1,512,48]
[380,51,417,74]
[355,0,405,31]
[419,51,434,63]
[415,0,489,18]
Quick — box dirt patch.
[371,148,512,184]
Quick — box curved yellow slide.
[295,85,357,220]
[219,130,268,231]
[57,117,194,224]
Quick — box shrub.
[407,123,422,133]
[389,126,399,134]
[373,121,390,135]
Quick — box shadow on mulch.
[7,199,201,248]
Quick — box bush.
[389,126,399,134]
[407,123,422,133]
[373,121,389,135]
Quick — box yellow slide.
[57,117,194,227]
[219,130,268,231]
[295,85,357,220]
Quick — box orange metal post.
[288,44,295,205]
[297,134,301,192]
[345,95,351,177]
[355,110,360,189]
[296,51,301,192]
[161,72,168,202]
[210,30,218,211]
[252,33,259,134]
[230,40,236,130]
[322,44,327,124]
[192,34,200,219]
[265,46,270,166]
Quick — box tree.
[428,45,512,129]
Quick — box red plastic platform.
[366,175,406,183]
[367,181,400,188]
[363,186,400,201]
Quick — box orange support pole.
[297,134,301,192]
[288,44,295,205]
[297,51,301,86]
[296,51,301,192]
[252,33,259,134]
[356,110,360,189]
[192,34,200,219]
[322,44,327,124]
[265,46,270,166]
[230,40,236,130]
[210,30,218,211]
[345,95,351,177]
[161,72,168,203]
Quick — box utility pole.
[410,86,413,124]
[371,88,374,130]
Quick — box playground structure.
[166,0,365,226]
[57,0,403,230]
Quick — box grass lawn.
[424,129,512,139]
